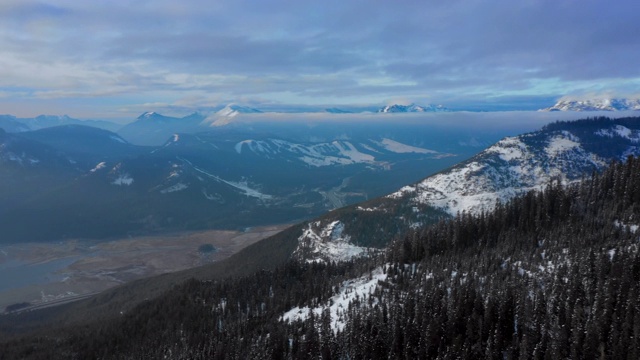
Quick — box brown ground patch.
[0,225,289,311]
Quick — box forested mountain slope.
[294,116,640,259]
[3,152,640,359]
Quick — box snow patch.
[486,137,526,161]
[112,174,134,186]
[614,220,639,233]
[280,266,387,333]
[236,138,376,166]
[595,125,640,142]
[110,135,127,144]
[333,141,375,162]
[356,206,383,212]
[160,183,188,193]
[90,162,107,173]
[375,138,437,154]
[546,134,580,157]
[178,157,272,200]
[293,221,373,263]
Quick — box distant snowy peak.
[216,104,262,117]
[540,98,640,111]
[378,103,449,113]
[388,119,640,216]
[202,104,262,127]
[136,111,164,120]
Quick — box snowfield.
[280,266,388,333]
[375,138,437,154]
[388,130,608,215]
[112,174,134,186]
[90,162,107,173]
[234,138,446,167]
[178,156,272,200]
[160,183,188,193]
[595,125,640,142]
[235,139,374,166]
[293,221,375,263]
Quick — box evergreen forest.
[2,156,640,359]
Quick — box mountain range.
[377,103,449,113]
[540,98,640,111]
[0,114,121,132]
[2,118,498,243]
[2,97,640,141]
[3,116,640,358]
[290,116,640,262]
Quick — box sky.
[1,0,640,119]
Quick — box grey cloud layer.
[0,0,639,116]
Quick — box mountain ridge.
[378,103,449,113]
[290,116,640,262]
[540,98,640,111]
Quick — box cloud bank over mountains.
[0,1,639,118]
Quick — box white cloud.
[0,0,638,117]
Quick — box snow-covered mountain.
[119,106,264,144]
[201,104,262,127]
[540,98,640,112]
[289,117,640,262]
[378,103,449,113]
[234,137,447,167]
[117,112,206,145]
[389,118,640,216]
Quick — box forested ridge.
[3,156,640,359]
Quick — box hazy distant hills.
[539,98,640,111]
[116,112,207,146]
[0,114,121,132]
[4,107,632,244]
[1,117,500,243]
[18,125,147,164]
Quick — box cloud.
[0,0,639,117]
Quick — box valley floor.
[0,225,289,312]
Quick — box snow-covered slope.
[378,103,449,113]
[287,118,640,261]
[388,119,640,215]
[234,138,446,167]
[292,220,376,263]
[281,265,388,332]
[540,98,640,112]
[201,104,262,127]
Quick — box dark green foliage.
[4,157,640,358]
[3,303,31,313]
